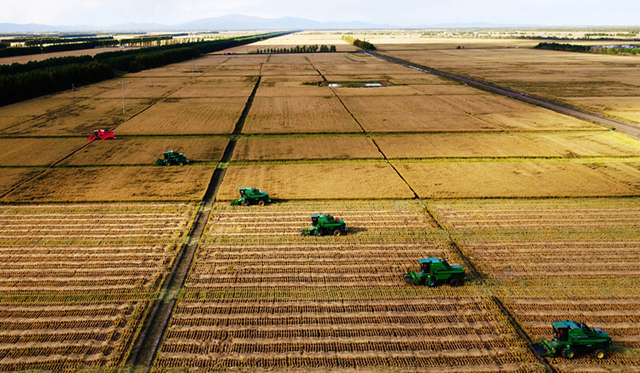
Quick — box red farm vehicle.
[88,130,116,141]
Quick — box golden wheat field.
[378,42,640,125]
[0,31,639,372]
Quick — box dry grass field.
[243,96,363,133]
[2,98,153,136]
[378,44,640,125]
[0,168,43,196]
[374,133,559,158]
[218,163,414,200]
[115,98,245,135]
[3,166,216,202]
[0,138,86,166]
[232,136,382,161]
[61,137,228,165]
[396,161,637,198]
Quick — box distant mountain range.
[0,14,389,33]
[0,14,537,33]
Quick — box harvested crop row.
[0,203,197,245]
[158,296,535,371]
[0,301,147,370]
[458,241,640,281]
[501,297,640,368]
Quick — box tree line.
[0,31,292,106]
[535,42,639,56]
[254,45,337,54]
[0,40,119,58]
[342,36,376,50]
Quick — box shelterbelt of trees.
[0,31,292,107]
[535,42,640,55]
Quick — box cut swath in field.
[395,161,636,198]
[232,136,382,161]
[204,200,441,245]
[61,137,228,166]
[2,166,216,203]
[431,198,640,231]
[0,202,196,246]
[217,163,414,201]
[0,245,177,296]
[115,98,246,135]
[458,241,640,280]
[243,96,363,134]
[1,98,153,136]
[0,138,86,166]
[0,301,149,372]
[155,297,536,371]
[502,298,640,370]
[185,242,458,291]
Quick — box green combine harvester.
[403,258,467,287]
[301,214,347,236]
[531,320,613,359]
[231,187,271,206]
[155,151,189,166]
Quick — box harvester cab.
[88,129,116,141]
[301,214,347,236]
[403,257,466,287]
[231,187,271,206]
[531,320,613,359]
[155,151,188,166]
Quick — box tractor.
[88,129,116,141]
[403,258,467,287]
[155,151,189,166]
[231,187,271,206]
[301,214,347,236]
[531,320,613,359]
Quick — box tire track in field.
[124,65,263,372]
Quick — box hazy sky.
[1,0,639,26]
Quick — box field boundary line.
[366,51,640,139]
